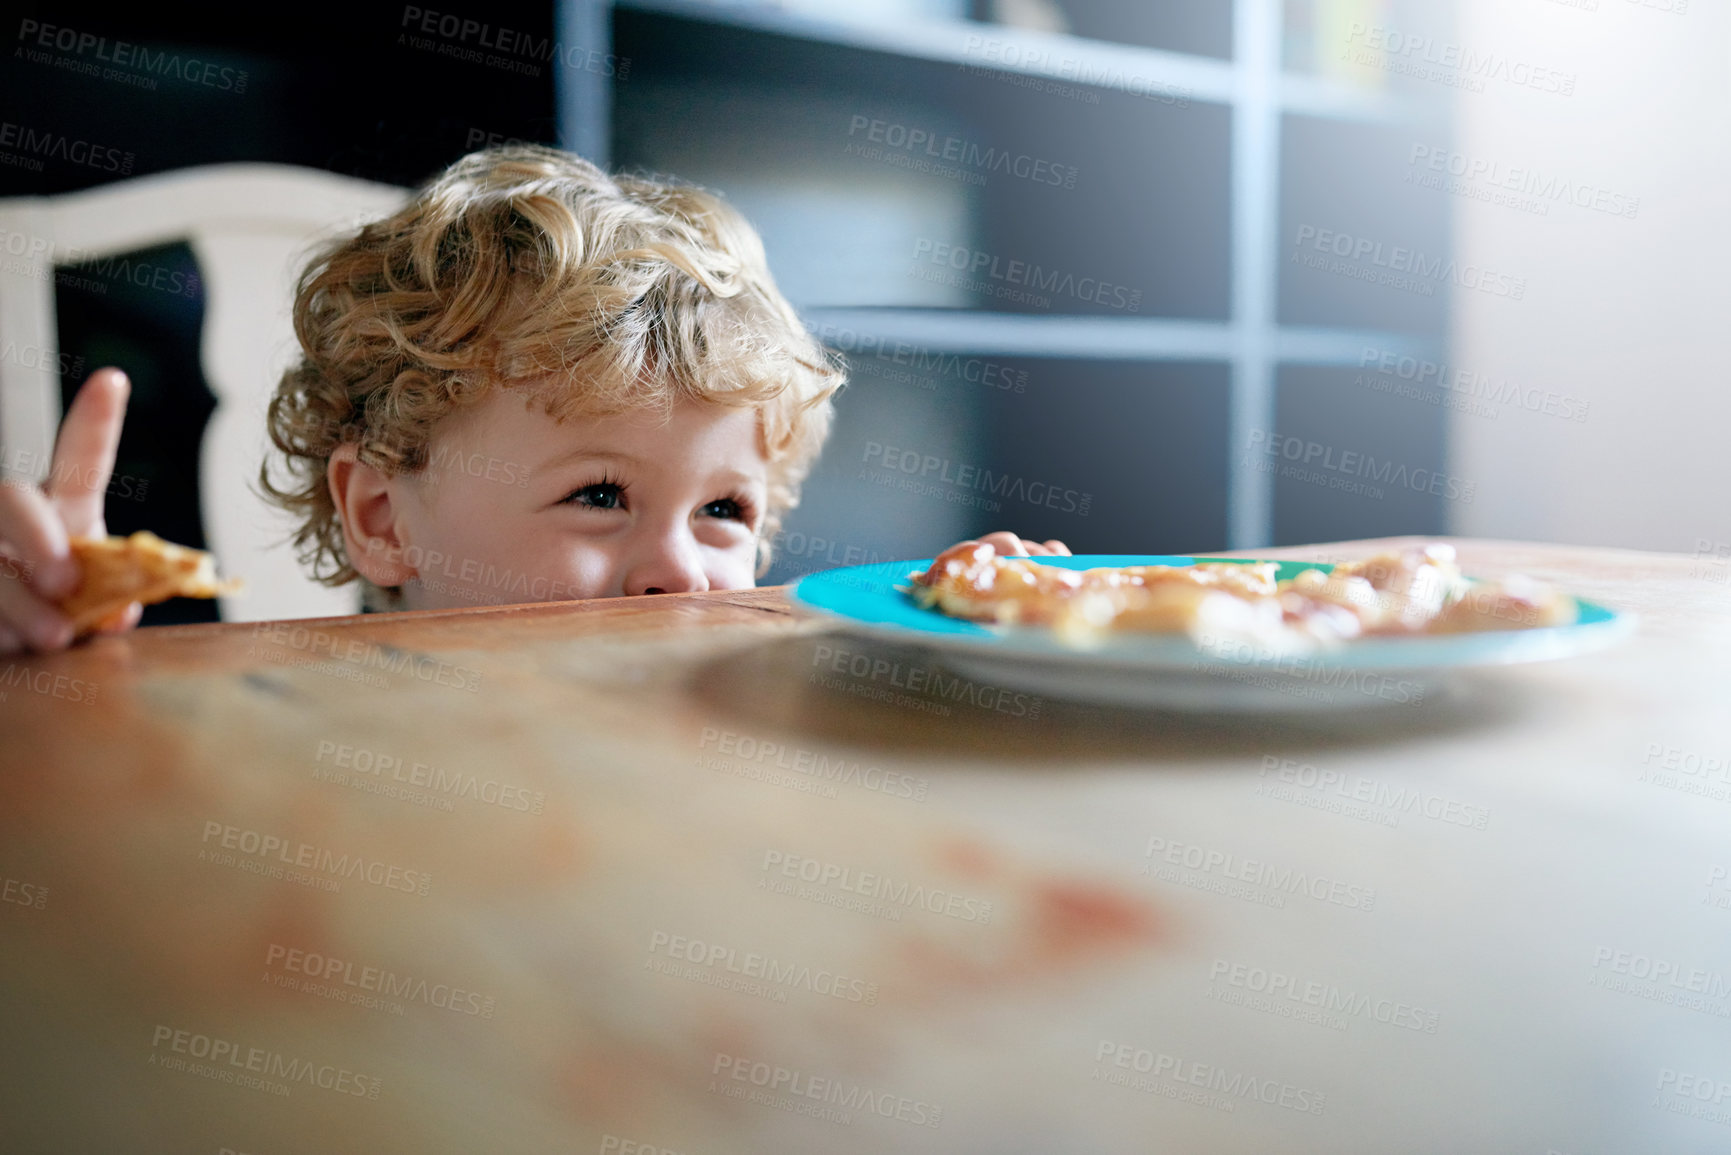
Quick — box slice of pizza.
[1093,560,1282,599]
[1052,581,1288,649]
[908,543,1306,649]
[907,541,1088,625]
[1428,574,1577,633]
[1283,544,1468,633]
[905,541,1573,651]
[58,532,241,633]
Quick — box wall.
[1449,0,1730,556]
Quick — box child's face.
[365,387,770,609]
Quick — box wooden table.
[2,537,1729,1154]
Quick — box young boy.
[0,145,1067,652]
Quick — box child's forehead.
[538,391,764,435]
[449,384,769,466]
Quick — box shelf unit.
[558,0,1452,576]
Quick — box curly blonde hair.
[260,144,844,597]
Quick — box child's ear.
[327,443,419,587]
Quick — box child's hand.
[952,531,1072,558]
[0,368,143,654]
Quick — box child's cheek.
[713,553,759,593]
[561,549,621,602]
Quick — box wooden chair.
[0,165,408,621]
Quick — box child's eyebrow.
[537,448,765,488]
[537,448,639,471]
[708,469,766,490]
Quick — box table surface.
[3,536,1729,1154]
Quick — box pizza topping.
[1308,543,1468,631]
[1429,575,1576,633]
[910,541,1087,625]
[905,542,1574,650]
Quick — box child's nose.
[623,536,709,597]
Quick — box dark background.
[3,2,559,621]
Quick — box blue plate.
[789,555,1636,710]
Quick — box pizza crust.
[58,532,241,633]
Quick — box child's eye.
[702,497,750,522]
[562,481,625,510]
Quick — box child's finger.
[46,367,129,538]
[0,569,74,651]
[93,601,143,634]
[975,531,1030,556]
[1044,540,1072,555]
[0,482,77,598]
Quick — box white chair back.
[0,164,409,621]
